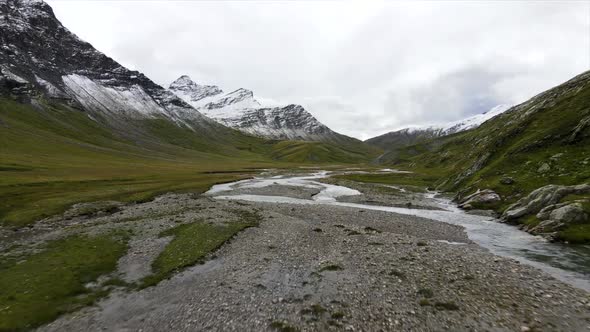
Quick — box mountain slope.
[0,0,269,156]
[366,105,511,150]
[381,70,590,241]
[169,75,367,144]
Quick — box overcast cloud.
[47,0,589,140]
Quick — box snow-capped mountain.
[169,75,352,142]
[366,104,512,150]
[0,0,218,130]
[428,104,512,135]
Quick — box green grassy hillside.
[375,71,590,241]
[0,98,378,227]
[268,140,381,163]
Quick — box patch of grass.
[389,269,406,279]
[417,288,434,298]
[333,171,439,189]
[556,224,590,243]
[0,234,127,331]
[331,311,345,319]
[102,277,131,288]
[142,219,259,287]
[319,264,343,272]
[270,320,299,332]
[520,214,541,228]
[310,304,327,316]
[269,140,380,164]
[434,301,460,311]
[419,299,431,306]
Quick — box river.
[207,170,590,291]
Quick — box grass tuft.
[0,234,127,331]
[141,218,259,287]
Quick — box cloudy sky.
[47,0,589,140]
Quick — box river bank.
[37,170,590,331]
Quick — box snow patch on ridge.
[62,74,166,117]
[395,104,512,136]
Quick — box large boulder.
[501,184,590,221]
[458,189,501,210]
[528,202,588,237]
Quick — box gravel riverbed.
[34,176,590,332]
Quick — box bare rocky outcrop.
[501,184,590,222]
[524,202,589,239]
[568,115,590,143]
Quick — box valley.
[3,169,587,331]
[1,0,589,330]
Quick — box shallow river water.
[207,171,590,291]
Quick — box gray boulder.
[528,202,588,236]
[548,203,588,223]
[502,184,590,221]
[458,189,501,210]
[537,163,551,173]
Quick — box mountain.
[0,0,224,132]
[0,0,380,227]
[382,71,590,242]
[366,104,511,150]
[169,75,362,143]
[0,0,377,159]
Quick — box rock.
[502,184,590,221]
[550,153,564,160]
[567,115,590,143]
[537,163,551,173]
[549,203,588,224]
[536,203,568,220]
[529,220,566,235]
[458,189,501,210]
[64,201,123,218]
[500,177,515,185]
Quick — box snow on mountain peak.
[203,87,259,111]
[168,75,224,108]
[439,104,512,134]
[167,78,346,141]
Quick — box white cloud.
[47,0,589,140]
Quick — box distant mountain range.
[366,104,511,150]
[169,75,356,143]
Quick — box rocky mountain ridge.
[169,75,356,142]
[366,104,511,150]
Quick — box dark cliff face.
[0,0,209,124]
